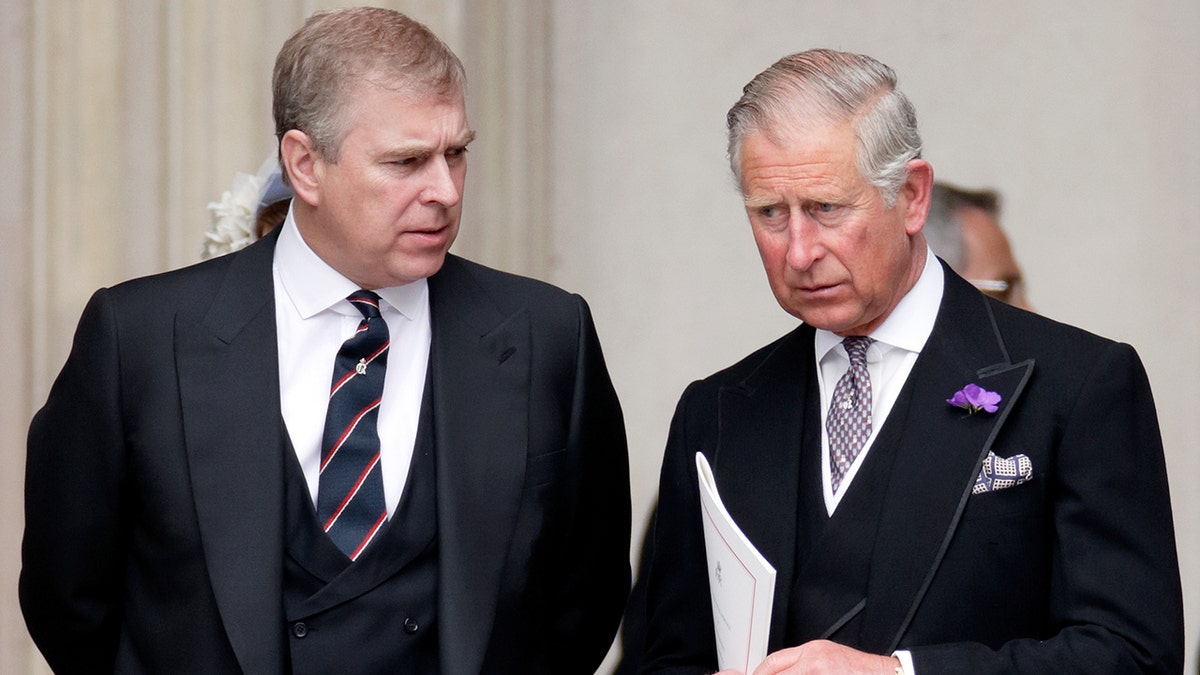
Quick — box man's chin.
[401,250,450,282]
[356,251,449,289]
[787,305,864,334]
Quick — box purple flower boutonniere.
[947,383,1001,414]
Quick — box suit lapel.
[428,256,530,675]
[714,326,814,650]
[176,230,287,674]
[860,268,1035,653]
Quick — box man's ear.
[901,159,934,236]
[280,129,322,207]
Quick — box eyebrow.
[386,129,477,158]
[743,194,781,209]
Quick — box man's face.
[739,120,929,336]
[296,79,473,290]
[958,206,1031,310]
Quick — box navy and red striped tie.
[317,290,389,560]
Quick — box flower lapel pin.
[947,383,1001,415]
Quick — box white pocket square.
[973,451,1033,494]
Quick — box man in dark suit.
[21,8,629,674]
[638,49,1182,674]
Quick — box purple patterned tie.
[827,336,873,493]
[317,290,389,560]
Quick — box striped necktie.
[317,290,389,560]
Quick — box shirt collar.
[815,246,944,360]
[274,207,428,321]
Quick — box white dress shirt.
[815,249,943,515]
[273,210,432,517]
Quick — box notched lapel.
[176,234,287,675]
[429,261,530,675]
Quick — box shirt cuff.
[892,649,916,675]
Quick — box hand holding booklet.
[695,452,776,673]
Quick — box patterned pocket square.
[973,451,1033,494]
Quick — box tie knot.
[347,290,382,320]
[842,336,872,364]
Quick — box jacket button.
[292,622,308,638]
[403,617,419,634]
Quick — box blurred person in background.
[923,182,1031,311]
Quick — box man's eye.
[815,202,837,213]
[760,206,783,219]
[446,147,468,159]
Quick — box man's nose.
[421,157,462,207]
[785,214,822,271]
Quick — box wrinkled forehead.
[739,115,859,167]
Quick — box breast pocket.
[524,447,567,490]
[962,475,1043,521]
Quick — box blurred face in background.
[958,205,1031,311]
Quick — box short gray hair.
[726,49,922,206]
[272,7,466,179]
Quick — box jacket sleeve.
[21,288,129,673]
[545,295,633,673]
[639,382,721,674]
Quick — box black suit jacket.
[21,228,631,674]
[641,262,1182,674]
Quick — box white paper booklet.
[695,452,776,673]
